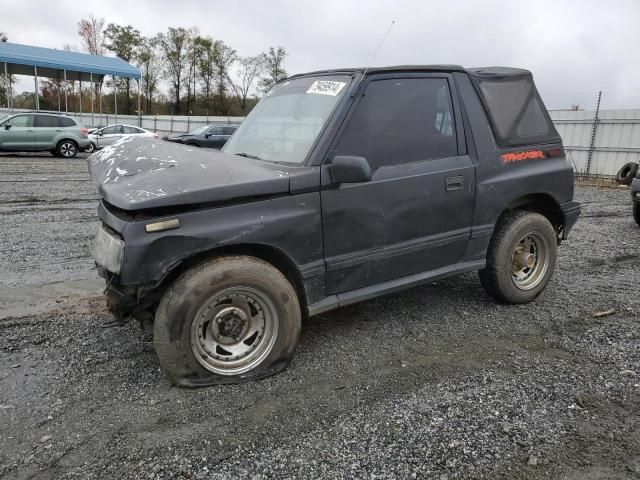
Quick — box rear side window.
[334,77,458,171]
[58,117,76,127]
[211,127,225,135]
[471,73,560,147]
[102,125,123,135]
[35,115,59,128]
[10,115,33,128]
[223,127,236,135]
[122,126,141,134]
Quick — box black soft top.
[288,65,558,148]
[289,65,530,78]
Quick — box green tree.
[258,46,287,93]
[104,24,142,114]
[157,27,190,114]
[197,36,216,115]
[212,40,236,115]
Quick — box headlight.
[92,226,124,274]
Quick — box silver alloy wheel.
[190,286,279,375]
[60,142,76,157]
[510,232,550,290]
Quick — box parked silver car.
[86,124,158,152]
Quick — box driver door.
[321,75,475,294]
[97,125,124,148]
[0,114,36,150]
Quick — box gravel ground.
[0,154,639,479]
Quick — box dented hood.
[88,137,292,210]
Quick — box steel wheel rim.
[60,142,75,157]
[510,231,549,290]
[190,286,278,375]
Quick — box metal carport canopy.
[0,42,140,81]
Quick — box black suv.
[90,65,580,386]
[164,125,237,149]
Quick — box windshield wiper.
[235,152,264,161]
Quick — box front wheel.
[479,211,557,304]
[634,202,640,227]
[154,256,301,387]
[56,140,78,158]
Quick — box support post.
[90,73,94,127]
[57,72,61,111]
[63,69,68,113]
[114,75,118,123]
[3,62,10,110]
[34,66,40,110]
[137,78,142,127]
[586,91,602,177]
[79,79,82,115]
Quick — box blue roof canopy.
[0,42,141,81]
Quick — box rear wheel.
[56,140,78,158]
[154,256,301,387]
[479,211,557,304]
[84,142,96,154]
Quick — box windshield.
[223,75,351,164]
[188,126,210,135]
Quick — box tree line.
[1,20,289,117]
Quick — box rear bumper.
[631,178,640,200]
[560,200,581,239]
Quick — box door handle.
[445,175,464,192]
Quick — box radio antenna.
[362,20,396,80]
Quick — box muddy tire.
[154,256,301,387]
[616,162,638,185]
[634,202,640,227]
[479,211,557,304]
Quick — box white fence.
[549,109,640,177]
[2,106,639,177]
[0,108,244,133]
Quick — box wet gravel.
[0,154,639,480]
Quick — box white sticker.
[306,80,346,96]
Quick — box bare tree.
[258,46,288,93]
[136,37,162,114]
[157,27,190,114]
[230,55,265,111]
[0,32,7,42]
[77,16,106,55]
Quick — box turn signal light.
[145,219,180,233]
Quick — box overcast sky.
[3,0,640,110]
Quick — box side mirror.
[330,155,372,184]
[4,123,11,130]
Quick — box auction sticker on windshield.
[307,81,346,96]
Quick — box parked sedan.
[164,125,237,149]
[87,124,158,152]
